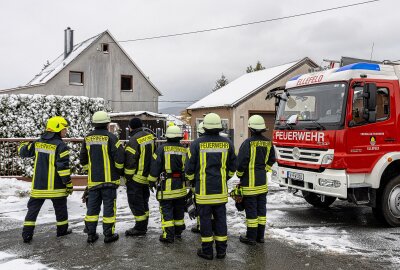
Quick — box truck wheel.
[377,175,400,227]
[302,191,336,208]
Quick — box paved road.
[0,191,398,270]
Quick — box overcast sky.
[0,0,398,110]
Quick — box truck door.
[345,81,395,173]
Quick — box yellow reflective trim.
[31,189,67,198]
[115,162,124,169]
[124,168,136,175]
[137,134,154,145]
[145,211,149,217]
[82,164,89,171]
[113,199,116,234]
[174,219,185,226]
[220,151,227,194]
[103,216,116,223]
[249,144,256,187]
[162,220,175,227]
[137,144,146,176]
[195,193,228,205]
[148,175,158,182]
[18,142,29,154]
[115,141,121,148]
[166,178,172,192]
[57,169,71,177]
[126,146,136,155]
[237,171,244,177]
[132,174,148,184]
[135,214,147,222]
[165,153,171,173]
[188,149,191,159]
[242,185,268,196]
[56,220,68,226]
[87,179,120,188]
[200,151,206,195]
[84,215,99,222]
[59,150,70,158]
[186,174,194,180]
[201,236,214,242]
[153,153,157,160]
[157,188,187,200]
[258,216,267,225]
[87,145,92,185]
[214,235,228,241]
[246,218,259,228]
[24,221,36,226]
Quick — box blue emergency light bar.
[289,74,302,81]
[336,62,381,72]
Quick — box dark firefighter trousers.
[22,197,68,238]
[198,204,227,256]
[243,193,267,241]
[159,197,186,240]
[84,188,117,236]
[126,181,150,231]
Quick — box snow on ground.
[0,177,354,255]
[0,251,54,270]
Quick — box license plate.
[287,171,304,181]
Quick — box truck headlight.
[321,154,334,165]
[319,178,341,188]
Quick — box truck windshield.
[275,83,347,130]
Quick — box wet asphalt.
[0,213,394,269]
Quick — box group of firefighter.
[18,110,275,260]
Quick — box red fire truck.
[271,62,400,226]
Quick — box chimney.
[64,27,74,59]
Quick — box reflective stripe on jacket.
[124,129,155,185]
[80,128,125,189]
[236,134,276,196]
[185,134,237,205]
[19,133,71,198]
[148,141,187,200]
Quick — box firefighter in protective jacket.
[185,113,237,260]
[19,116,73,243]
[80,111,124,243]
[236,115,276,245]
[148,125,187,243]
[124,118,155,236]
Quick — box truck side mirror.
[362,83,377,123]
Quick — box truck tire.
[375,175,400,227]
[302,191,336,208]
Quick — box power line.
[117,0,380,43]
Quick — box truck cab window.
[351,87,389,125]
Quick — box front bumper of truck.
[271,163,348,199]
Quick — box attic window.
[69,71,84,85]
[121,75,133,91]
[101,43,109,53]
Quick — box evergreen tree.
[212,74,228,92]
[246,61,265,73]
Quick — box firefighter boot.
[197,248,213,260]
[57,228,72,237]
[104,233,119,243]
[239,235,256,246]
[125,228,146,237]
[257,225,266,243]
[87,233,99,243]
[22,232,33,243]
[159,235,174,243]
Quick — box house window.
[69,71,84,85]
[101,43,109,53]
[121,75,133,91]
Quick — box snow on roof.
[27,33,102,86]
[109,111,168,119]
[187,60,301,110]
